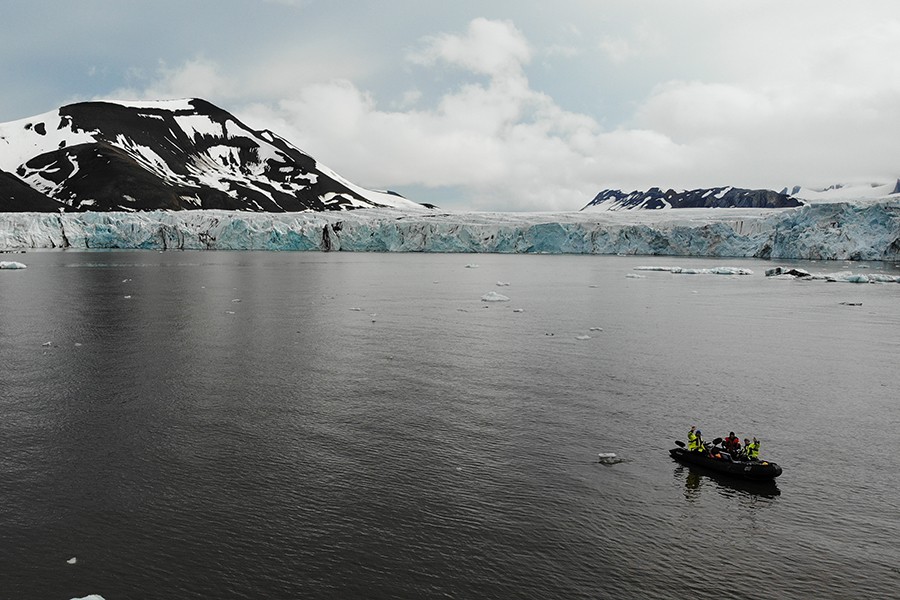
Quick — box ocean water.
[1,251,898,600]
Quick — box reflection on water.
[675,465,781,500]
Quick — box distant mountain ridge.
[782,180,900,202]
[0,98,425,212]
[582,186,802,211]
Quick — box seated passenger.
[723,432,741,454]
[746,437,761,461]
[687,426,704,452]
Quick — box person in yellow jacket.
[743,437,760,460]
[687,426,704,453]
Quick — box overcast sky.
[3,1,900,210]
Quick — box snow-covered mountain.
[0,98,426,212]
[582,186,802,211]
[782,180,900,202]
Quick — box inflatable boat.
[670,442,783,481]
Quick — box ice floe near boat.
[481,292,511,302]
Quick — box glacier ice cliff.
[0,201,898,261]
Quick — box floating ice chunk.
[598,452,617,462]
[70,596,105,600]
[0,261,27,269]
[808,271,900,283]
[42,341,52,347]
[465,264,479,269]
[839,302,862,306]
[67,557,77,564]
[765,266,811,278]
[496,281,510,286]
[512,308,525,312]
[231,298,241,302]
[123,295,132,299]
[575,334,591,340]
[634,266,753,275]
[598,452,624,465]
[349,307,362,311]
[589,327,603,331]
[868,274,900,283]
[625,273,646,279]
[481,292,510,302]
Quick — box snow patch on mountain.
[583,186,801,211]
[784,180,900,202]
[0,98,426,213]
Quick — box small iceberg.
[496,281,510,286]
[0,261,27,269]
[765,266,811,278]
[481,292,510,302]
[767,266,900,283]
[634,266,753,275]
[575,334,591,340]
[598,452,623,465]
[67,557,77,565]
[598,452,617,463]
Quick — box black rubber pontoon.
[669,446,783,481]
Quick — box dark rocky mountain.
[0,98,424,212]
[582,186,803,211]
[0,168,67,211]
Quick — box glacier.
[0,200,898,261]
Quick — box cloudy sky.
[3,1,899,210]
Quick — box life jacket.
[687,431,700,451]
[747,441,760,459]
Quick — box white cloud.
[83,9,900,210]
[408,17,532,78]
[237,21,617,211]
[108,57,235,102]
[597,37,634,65]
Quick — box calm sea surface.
[1,251,898,600]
